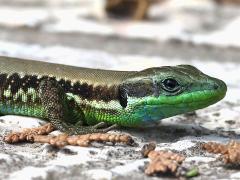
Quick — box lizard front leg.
[39,78,118,135]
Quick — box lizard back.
[0,56,134,120]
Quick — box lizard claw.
[93,122,107,129]
[69,123,119,135]
[101,124,119,132]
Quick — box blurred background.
[0,0,240,95]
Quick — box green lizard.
[0,56,227,135]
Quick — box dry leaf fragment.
[4,123,134,147]
[33,133,134,147]
[202,140,240,164]
[141,143,185,176]
[141,142,156,157]
[202,142,228,154]
[4,123,55,143]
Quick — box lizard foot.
[68,122,119,135]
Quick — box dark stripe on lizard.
[0,73,121,103]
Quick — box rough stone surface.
[0,0,240,179]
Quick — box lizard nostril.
[213,84,219,90]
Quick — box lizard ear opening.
[118,86,128,108]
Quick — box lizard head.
[119,65,227,124]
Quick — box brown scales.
[0,73,7,87]
[4,123,134,147]
[122,79,156,98]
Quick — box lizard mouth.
[176,88,226,109]
[131,81,227,124]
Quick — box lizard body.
[0,56,227,134]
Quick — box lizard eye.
[162,78,180,93]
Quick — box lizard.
[0,56,227,145]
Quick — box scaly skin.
[0,56,227,134]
